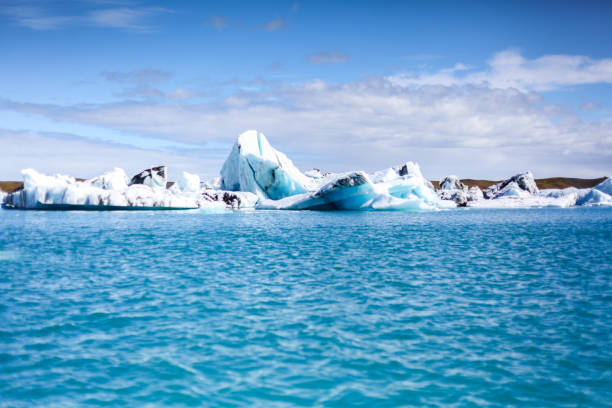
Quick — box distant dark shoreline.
[1,177,607,194]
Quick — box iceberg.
[219,131,452,211]
[88,167,130,191]
[437,174,471,206]
[467,186,484,201]
[371,163,447,207]
[576,187,612,206]
[439,175,467,192]
[593,177,612,196]
[483,172,539,199]
[220,130,315,200]
[3,130,608,212]
[1,167,256,211]
[130,165,167,189]
[258,171,448,211]
[176,171,201,193]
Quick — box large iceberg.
[258,170,452,211]
[1,167,257,211]
[220,130,315,200]
[219,131,452,211]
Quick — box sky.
[0,0,611,181]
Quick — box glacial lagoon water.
[0,208,611,407]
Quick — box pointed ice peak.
[220,130,314,200]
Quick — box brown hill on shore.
[0,181,23,193]
[1,177,608,194]
[430,177,606,191]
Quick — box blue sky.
[1,0,611,180]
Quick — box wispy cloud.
[263,17,284,31]
[208,16,228,31]
[390,49,612,91]
[581,101,600,110]
[0,4,171,32]
[307,52,350,65]
[0,5,70,29]
[0,128,221,180]
[101,69,173,84]
[117,86,203,101]
[88,7,171,31]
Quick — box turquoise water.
[0,208,611,407]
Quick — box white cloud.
[101,69,173,84]
[0,129,223,180]
[0,4,171,32]
[208,16,228,31]
[88,7,170,31]
[581,101,600,111]
[390,49,612,91]
[3,74,611,178]
[307,52,350,65]
[264,17,284,31]
[1,50,611,179]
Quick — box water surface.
[1,208,611,407]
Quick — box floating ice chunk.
[204,177,222,190]
[220,130,314,200]
[468,187,584,208]
[258,172,372,210]
[540,188,580,199]
[177,171,201,193]
[88,168,129,191]
[496,181,531,198]
[437,174,472,206]
[467,186,483,201]
[130,166,167,189]
[304,169,323,179]
[576,188,612,206]
[3,167,215,210]
[484,172,539,199]
[258,171,452,211]
[593,177,612,195]
[440,175,467,192]
[371,162,441,205]
[468,195,575,208]
[200,190,258,209]
[219,133,447,211]
[18,168,73,208]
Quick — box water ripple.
[0,208,611,407]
